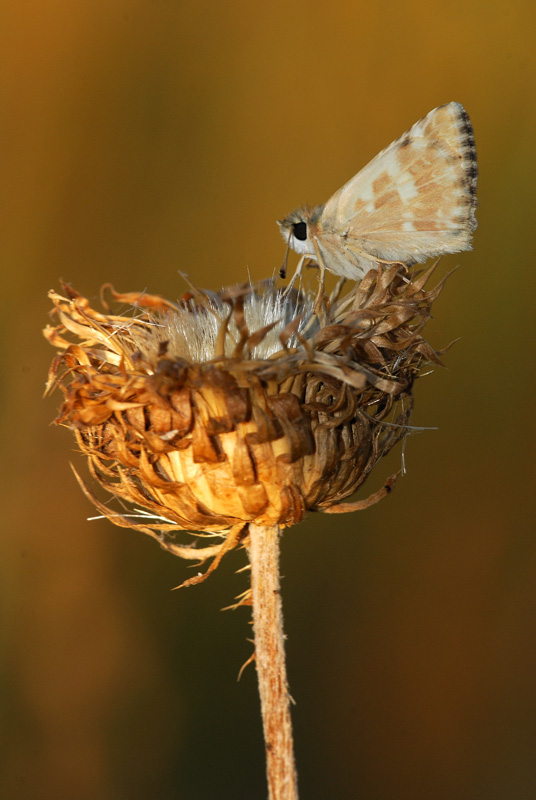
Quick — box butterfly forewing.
[318,102,477,275]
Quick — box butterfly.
[278,102,477,294]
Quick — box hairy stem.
[247,523,298,800]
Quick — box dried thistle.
[44,266,445,799]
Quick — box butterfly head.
[277,205,323,256]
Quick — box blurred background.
[1,1,535,798]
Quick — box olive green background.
[2,2,535,798]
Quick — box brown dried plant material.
[44,267,445,585]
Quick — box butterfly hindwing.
[319,102,477,268]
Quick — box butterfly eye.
[292,221,307,241]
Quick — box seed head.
[44,267,445,585]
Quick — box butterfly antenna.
[279,234,292,280]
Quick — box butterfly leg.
[329,276,346,305]
[343,242,407,272]
[282,253,312,296]
[311,240,328,315]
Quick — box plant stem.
[247,523,299,800]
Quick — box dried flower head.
[44,267,444,585]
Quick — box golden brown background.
[2,1,535,798]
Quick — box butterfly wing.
[318,102,477,276]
